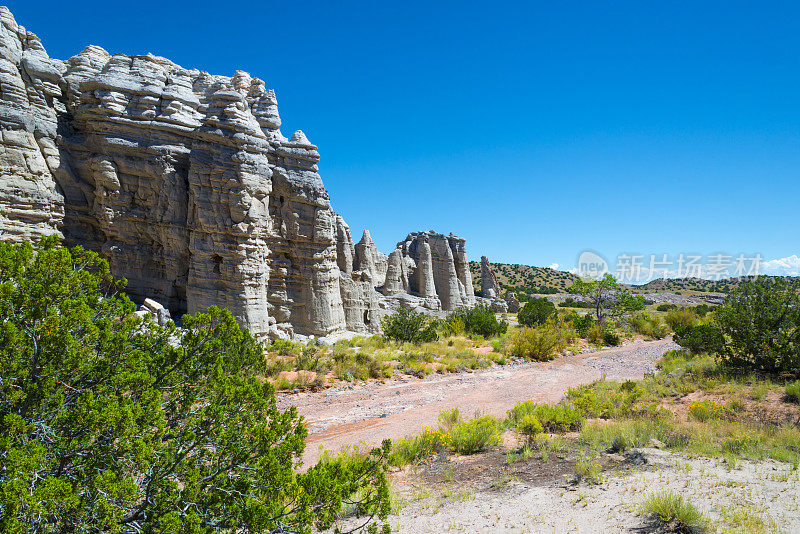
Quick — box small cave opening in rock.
[212,254,223,274]
[363,310,370,324]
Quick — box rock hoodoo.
[478,256,508,312]
[394,231,475,311]
[481,256,502,299]
[0,8,477,339]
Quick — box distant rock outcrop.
[0,7,478,338]
[395,231,475,311]
[481,256,502,299]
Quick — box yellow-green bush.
[517,414,544,443]
[665,307,698,332]
[688,399,726,422]
[507,316,575,361]
[450,416,501,454]
[389,427,451,466]
[630,312,670,339]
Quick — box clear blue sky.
[8,1,800,275]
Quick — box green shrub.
[440,317,465,337]
[688,399,726,422]
[785,380,800,403]
[603,331,621,346]
[534,404,584,432]
[0,238,390,533]
[640,491,706,533]
[587,323,605,344]
[390,427,451,466]
[270,338,302,356]
[630,312,669,339]
[438,407,461,432]
[665,308,698,332]
[508,401,583,433]
[570,379,647,419]
[448,304,508,338]
[450,416,501,454]
[714,278,800,373]
[381,305,438,343]
[517,414,544,442]
[656,303,677,312]
[518,298,556,327]
[507,400,537,427]
[574,456,603,484]
[673,324,725,355]
[570,313,595,337]
[693,304,713,317]
[507,326,559,361]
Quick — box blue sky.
[9,1,800,276]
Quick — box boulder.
[506,294,521,313]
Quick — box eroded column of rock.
[414,240,437,298]
[448,234,475,307]
[334,214,355,275]
[266,131,349,338]
[333,216,381,333]
[481,255,502,299]
[0,8,65,241]
[354,229,388,286]
[396,230,475,311]
[380,248,409,295]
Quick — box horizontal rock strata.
[0,7,477,338]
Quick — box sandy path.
[277,338,678,464]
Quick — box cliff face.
[0,7,474,338]
[0,7,381,339]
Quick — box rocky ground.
[278,339,678,464]
[375,447,799,533]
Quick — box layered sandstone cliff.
[0,7,475,338]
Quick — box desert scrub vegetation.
[381,304,438,342]
[786,380,800,403]
[573,455,604,485]
[629,312,670,339]
[0,238,391,533]
[687,399,727,422]
[667,277,800,375]
[517,297,556,326]
[445,303,508,337]
[574,352,800,467]
[640,491,707,533]
[506,315,576,360]
[263,327,508,389]
[389,408,501,466]
[664,306,699,332]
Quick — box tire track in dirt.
[277,338,678,464]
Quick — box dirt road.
[277,338,678,463]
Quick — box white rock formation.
[0,7,380,339]
[481,256,502,299]
[395,231,475,311]
[380,248,410,295]
[0,8,486,338]
[354,230,387,285]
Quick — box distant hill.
[469,261,800,299]
[468,261,579,296]
[634,275,800,294]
